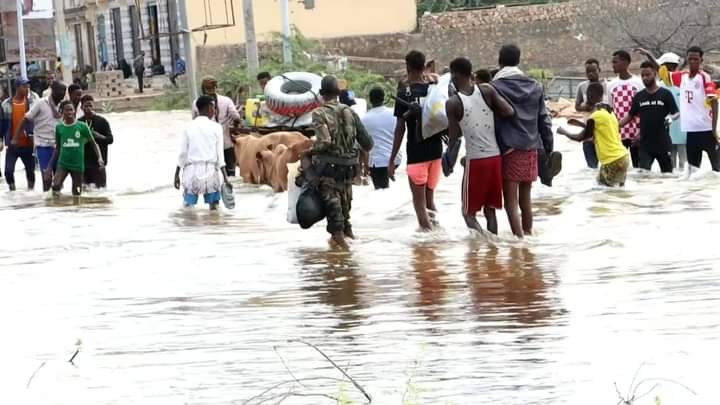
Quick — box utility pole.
[280,0,292,65]
[178,0,198,100]
[16,0,27,79]
[243,0,259,72]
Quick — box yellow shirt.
[591,108,628,165]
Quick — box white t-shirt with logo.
[672,71,716,133]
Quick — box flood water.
[1,110,719,405]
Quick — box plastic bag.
[286,162,301,224]
[421,73,452,140]
[221,183,235,209]
[296,186,325,229]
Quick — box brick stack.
[94,70,125,98]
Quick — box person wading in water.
[307,76,373,249]
[45,101,104,196]
[445,57,514,235]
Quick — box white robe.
[177,116,226,195]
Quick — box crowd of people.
[177,43,719,248]
[175,45,564,247]
[560,46,718,186]
[3,41,715,248]
[0,78,114,195]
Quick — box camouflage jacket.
[311,101,373,165]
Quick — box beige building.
[187,0,417,46]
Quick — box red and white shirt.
[608,76,644,141]
[671,71,717,133]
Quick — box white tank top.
[457,85,499,160]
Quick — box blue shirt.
[175,59,187,75]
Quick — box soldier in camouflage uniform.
[311,76,373,249]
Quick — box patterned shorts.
[502,149,538,183]
[598,154,630,187]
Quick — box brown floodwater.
[1,111,719,405]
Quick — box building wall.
[62,0,185,75]
[195,0,662,77]
[415,0,659,74]
[187,0,417,46]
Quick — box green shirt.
[56,121,93,172]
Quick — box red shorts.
[407,159,442,190]
[462,156,503,215]
[502,149,538,183]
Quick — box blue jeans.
[184,191,221,206]
[583,141,598,169]
[36,146,56,191]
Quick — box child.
[558,82,630,187]
[45,101,104,196]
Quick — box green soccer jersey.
[56,121,93,172]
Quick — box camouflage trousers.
[316,176,353,235]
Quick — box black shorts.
[686,131,720,171]
[370,167,389,189]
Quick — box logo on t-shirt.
[75,131,81,139]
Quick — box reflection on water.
[466,242,555,327]
[411,244,448,322]
[1,111,719,405]
[298,249,365,330]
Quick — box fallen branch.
[286,339,372,403]
[242,376,347,405]
[68,349,80,365]
[614,362,696,405]
[26,361,46,389]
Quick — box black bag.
[296,186,325,229]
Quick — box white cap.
[657,53,681,65]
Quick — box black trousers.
[370,167,389,189]
[687,131,720,171]
[5,146,35,187]
[224,148,236,176]
[136,71,144,93]
[84,166,107,187]
[639,146,673,173]
[621,139,640,168]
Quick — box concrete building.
[58,0,183,76]
[187,0,417,47]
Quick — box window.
[129,5,141,57]
[147,4,161,65]
[111,7,124,64]
[86,22,97,70]
[74,23,85,69]
[97,15,108,66]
